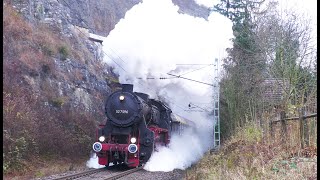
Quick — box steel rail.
[51,166,143,180]
[103,166,143,180]
[52,168,105,180]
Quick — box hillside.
[3,2,113,177]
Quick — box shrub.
[42,64,51,74]
[243,125,262,143]
[232,122,262,143]
[3,88,39,174]
[41,45,55,56]
[106,75,119,84]
[50,97,68,108]
[58,45,69,60]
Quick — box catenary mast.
[213,58,220,148]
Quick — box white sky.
[277,0,317,41]
[195,0,317,20]
[194,0,317,41]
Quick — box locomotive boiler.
[92,84,193,167]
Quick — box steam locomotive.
[92,84,194,167]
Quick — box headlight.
[119,95,125,101]
[130,137,137,143]
[93,142,102,152]
[99,136,105,142]
[128,144,138,153]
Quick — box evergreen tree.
[213,0,267,138]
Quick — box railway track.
[51,166,143,180]
[103,166,143,180]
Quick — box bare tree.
[255,5,317,112]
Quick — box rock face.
[6,0,115,119]
[11,0,210,36]
[172,0,211,20]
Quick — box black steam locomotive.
[92,84,194,167]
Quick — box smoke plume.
[102,0,233,171]
[86,153,105,169]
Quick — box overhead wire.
[108,48,127,63]
[167,73,214,86]
[136,64,214,80]
[179,64,213,76]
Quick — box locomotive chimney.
[121,84,133,92]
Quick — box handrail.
[272,113,317,123]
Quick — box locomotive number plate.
[116,110,129,114]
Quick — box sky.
[277,0,317,42]
[195,0,317,41]
[194,0,317,21]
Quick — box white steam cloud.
[144,122,214,171]
[86,153,105,169]
[102,0,233,171]
[144,130,204,171]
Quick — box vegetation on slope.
[186,123,317,179]
[3,3,109,177]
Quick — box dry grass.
[4,157,89,180]
[3,3,85,72]
[4,4,57,76]
[186,123,317,180]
